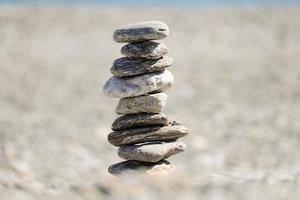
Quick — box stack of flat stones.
[103,21,188,176]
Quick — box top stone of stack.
[113,21,170,43]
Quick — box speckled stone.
[113,21,169,43]
[116,93,168,115]
[121,41,169,59]
[108,160,175,176]
[103,70,173,98]
[108,124,188,147]
[110,56,173,77]
[112,113,168,131]
[118,141,186,162]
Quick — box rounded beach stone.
[108,160,175,176]
[108,124,188,147]
[110,56,173,77]
[116,93,167,115]
[113,21,169,43]
[103,70,173,98]
[112,113,168,131]
[121,41,169,59]
[118,141,186,162]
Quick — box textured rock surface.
[110,56,173,77]
[108,124,188,146]
[112,113,168,131]
[121,41,169,59]
[113,21,169,43]
[108,160,175,176]
[116,93,168,115]
[168,120,182,126]
[103,70,173,98]
[118,141,186,162]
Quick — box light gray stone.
[112,113,168,131]
[118,141,186,162]
[110,56,173,77]
[103,70,173,98]
[113,21,169,43]
[121,41,169,59]
[108,124,188,147]
[116,93,168,115]
[108,160,175,176]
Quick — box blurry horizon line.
[1,0,300,8]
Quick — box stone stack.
[103,21,188,176]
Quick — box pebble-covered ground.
[0,6,300,199]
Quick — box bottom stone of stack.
[108,160,175,176]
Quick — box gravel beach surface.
[0,6,300,199]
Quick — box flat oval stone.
[118,141,186,162]
[103,70,173,98]
[121,41,169,59]
[113,21,169,43]
[111,56,173,77]
[108,160,175,176]
[108,124,188,147]
[112,113,168,131]
[116,93,168,115]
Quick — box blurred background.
[0,0,300,199]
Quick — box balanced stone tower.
[103,21,188,175]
